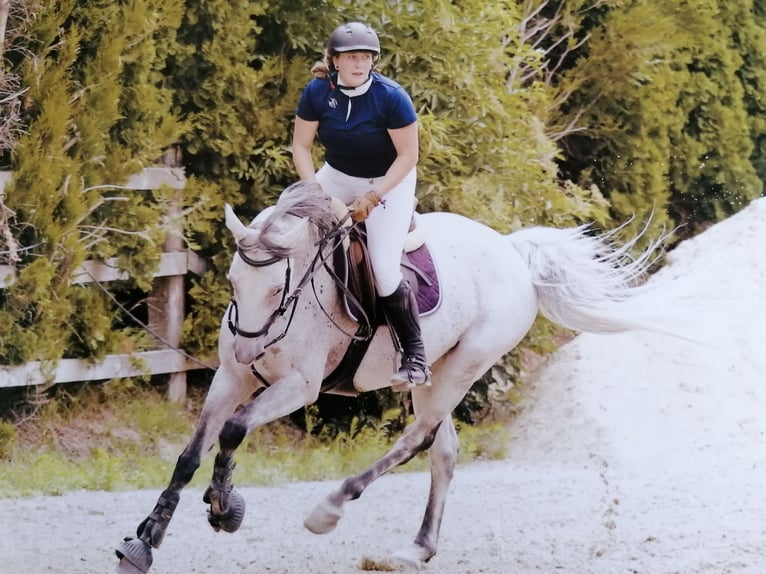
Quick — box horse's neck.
[295,253,355,349]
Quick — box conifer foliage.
[1,1,184,365]
[552,0,765,239]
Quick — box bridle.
[226,214,365,352]
[226,253,294,343]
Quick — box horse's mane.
[254,181,337,258]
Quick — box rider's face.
[333,51,374,87]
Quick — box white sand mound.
[509,196,766,572]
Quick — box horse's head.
[224,182,336,365]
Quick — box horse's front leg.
[204,371,318,532]
[116,365,254,573]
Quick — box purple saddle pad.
[404,243,441,316]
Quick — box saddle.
[320,202,441,396]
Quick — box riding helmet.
[328,22,380,55]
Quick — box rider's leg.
[380,278,431,386]
[316,164,430,386]
[364,169,430,386]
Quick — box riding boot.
[380,280,431,387]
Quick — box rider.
[291,22,430,387]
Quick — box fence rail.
[0,349,215,389]
[0,167,215,399]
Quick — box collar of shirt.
[338,76,373,98]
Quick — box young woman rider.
[291,22,430,387]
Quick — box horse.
[116,180,692,572]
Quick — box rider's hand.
[348,191,383,222]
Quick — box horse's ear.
[224,203,249,242]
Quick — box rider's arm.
[376,122,419,197]
[292,117,320,182]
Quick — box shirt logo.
[328,97,338,109]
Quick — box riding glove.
[349,191,383,222]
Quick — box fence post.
[148,145,187,402]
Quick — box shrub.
[0,421,17,460]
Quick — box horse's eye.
[270,286,283,297]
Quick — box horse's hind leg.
[393,416,459,567]
[116,366,254,573]
[303,409,448,536]
[305,329,509,568]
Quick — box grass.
[0,379,516,499]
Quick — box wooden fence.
[0,167,216,401]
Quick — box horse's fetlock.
[212,452,236,485]
[419,545,438,565]
[137,515,165,549]
[341,477,365,501]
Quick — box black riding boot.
[380,280,431,387]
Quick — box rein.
[227,214,371,351]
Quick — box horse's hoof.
[391,543,433,570]
[207,489,246,533]
[115,557,149,574]
[303,499,343,534]
[115,537,152,573]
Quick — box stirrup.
[391,359,431,389]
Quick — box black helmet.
[328,22,380,55]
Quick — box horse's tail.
[507,224,693,337]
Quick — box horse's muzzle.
[234,338,265,365]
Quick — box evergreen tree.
[554,0,764,240]
[1,0,184,365]
[12,0,746,426]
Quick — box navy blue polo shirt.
[296,72,417,178]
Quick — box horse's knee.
[170,430,207,485]
[219,416,248,450]
[218,415,247,450]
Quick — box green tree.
[1,0,184,365]
[553,0,764,240]
[7,0,721,428]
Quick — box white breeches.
[316,163,416,296]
